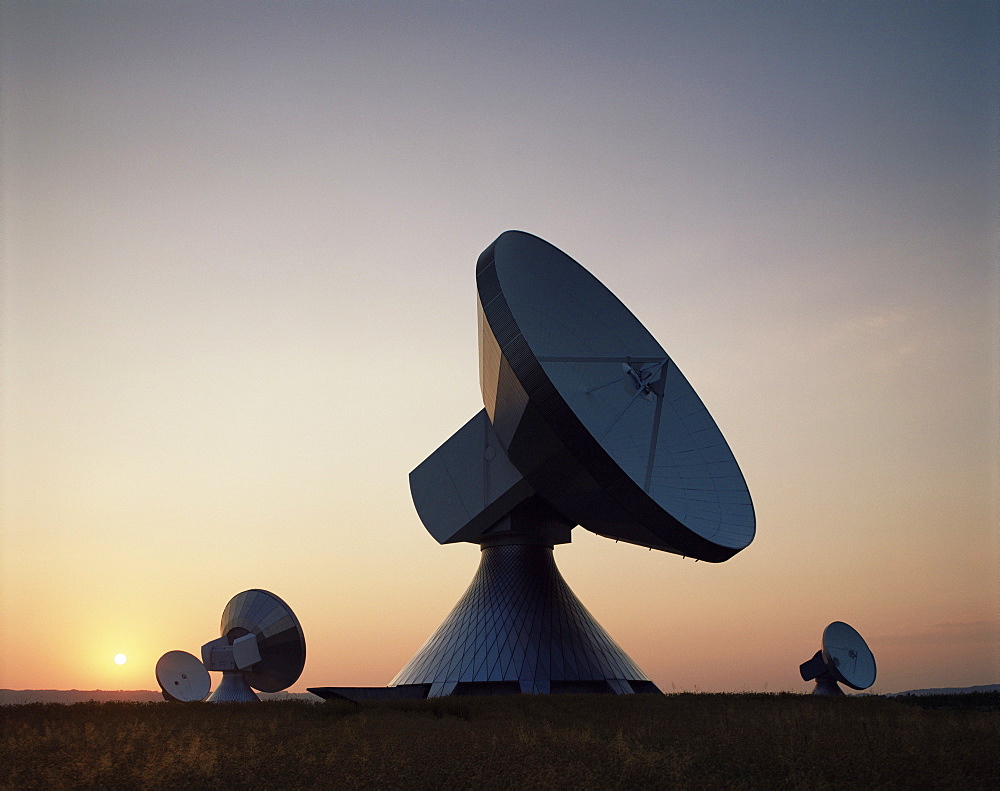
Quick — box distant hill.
[0,689,321,705]
[891,684,1000,696]
[1,690,164,705]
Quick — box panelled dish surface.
[822,621,876,690]
[155,650,211,702]
[476,231,754,561]
[219,589,306,693]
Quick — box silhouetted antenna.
[800,621,876,695]
[384,231,755,698]
[410,230,755,561]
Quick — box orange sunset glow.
[0,2,995,697]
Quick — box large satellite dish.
[155,589,306,703]
[799,621,877,695]
[155,650,210,702]
[356,231,754,700]
[471,230,754,560]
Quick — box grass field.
[2,693,997,789]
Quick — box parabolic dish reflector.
[155,650,210,702]
[219,589,306,693]
[476,231,755,562]
[822,621,876,690]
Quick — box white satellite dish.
[155,650,211,702]
[800,621,877,695]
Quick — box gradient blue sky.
[1,1,996,694]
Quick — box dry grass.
[1,693,997,789]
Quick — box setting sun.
[114,654,127,666]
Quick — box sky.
[1,1,996,695]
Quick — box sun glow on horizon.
[0,2,992,696]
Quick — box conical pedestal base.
[811,674,845,696]
[207,671,260,703]
[390,543,658,697]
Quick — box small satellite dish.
[800,621,877,695]
[155,650,211,702]
[203,589,306,702]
